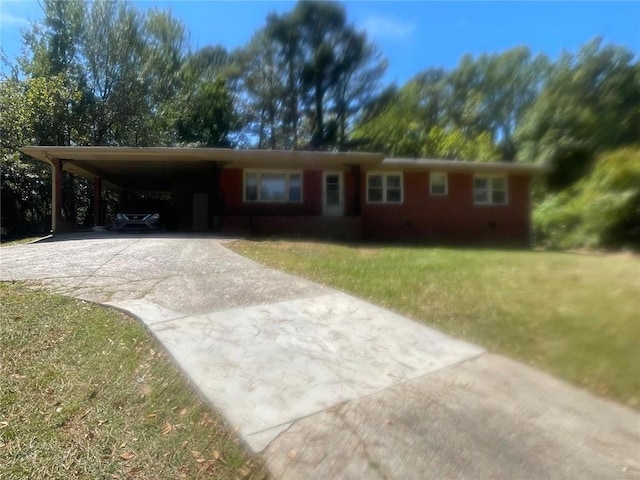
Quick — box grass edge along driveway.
[229,240,640,410]
[0,282,266,480]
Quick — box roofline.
[19,146,385,165]
[19,146,547,175]
[380,157,548,174]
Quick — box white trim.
[243,169,303,203]
[473,174,508,205]
[429,172,448,196]
[366,171,403,204]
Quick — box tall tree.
[141,9,189,144]
[516,38,640,189]
[446,48,549,160]
[234,33,285,149]
[330,28,387,150]
[174,76,235,147]
[265,12,303,148]
[476,48,549,160]
[353,80,499,160]
[81,0,148,145]
[237,0,386,150]
[20,0,87,146]
[20,0,85,79]
[20,0,191,147]
[173,45,237,147]
[295,0,347,147]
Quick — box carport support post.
[93,177,103,227]
[50,158,64,233]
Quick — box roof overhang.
[19,146,546,191]
[20,146,385,190]
[379,157,548,175]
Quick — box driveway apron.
[1,234,638,480]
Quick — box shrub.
[534,146,640,249]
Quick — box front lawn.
[0,235,49,247]
[0,282,265,480]
[229,240,640,409]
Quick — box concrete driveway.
[1,233,638,479]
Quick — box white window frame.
[243,170,303,203]
[474,175,508,205]
[366,172,403,204]
[429,172,448,196]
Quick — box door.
[323,172,344,216]
[192,193,209,230]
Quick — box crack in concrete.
[331,405,392,480]
[74,239,143,289]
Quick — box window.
[244,171,302,203]
[430,172,448,196]
[367,172,403,203]
[474,175,507,205]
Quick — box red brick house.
[20,147,543,246]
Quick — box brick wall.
[361,171,531,246]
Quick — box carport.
[21,146,229,233]
[20,146,381,234]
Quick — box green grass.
[0,235,49,247]
[229,240,640,409]
[0,282,266,480]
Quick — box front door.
[323,172,343,216]
[193,193,209,230]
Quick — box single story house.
[20,146,544,246]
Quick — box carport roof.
[20,146,385,189]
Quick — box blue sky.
[1,1,638,84]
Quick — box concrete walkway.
[1,233,638,479]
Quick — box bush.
[534,146,640,250]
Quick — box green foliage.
[174,77,235,147]
[1,78,54,234]
[19,0,85,78]
[354,47,548,161]
[534,146,640,249]
[237,0,386,149]
[517,38,640,188]
[0,79,30,150]
[0,155,51,235]
[353,82,499,160]
[16,0,193,147]
[424,127,498,161]
[25,74,84,145]
[356,48,547,160]
[447,48,550,159]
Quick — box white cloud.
[361,15,415,40]
[0,12,30,27]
